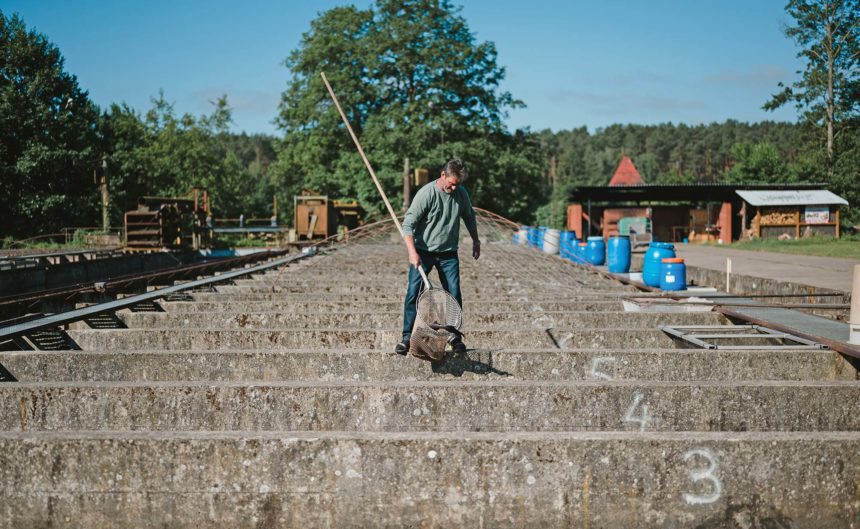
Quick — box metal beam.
[718,306,860,359]
[0,249,314,343]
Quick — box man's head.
[438,159,468,194]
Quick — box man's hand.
[408,250,422,269]
[404,234,421,269]
[472,240,481,260]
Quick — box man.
[395,158,480,355]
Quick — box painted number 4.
[682,448,723,505]
[622,392,653,432]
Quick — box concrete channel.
[1,229,859,528]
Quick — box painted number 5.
[682,448,723,505]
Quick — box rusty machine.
[124,189,210,250]
[294,193,363,240]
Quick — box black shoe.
[394,340,410,355]
[451,340,467,354]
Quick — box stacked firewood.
[759,207,797,225]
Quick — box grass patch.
[730,234,860,259]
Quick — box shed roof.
[608,156,645,186]
[566,183,827,203]
[736,189,848,207]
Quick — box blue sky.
[5,0,803,135]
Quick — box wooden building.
[736,190,847,239]
[565,158,847,243]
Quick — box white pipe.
[850,264,860,345]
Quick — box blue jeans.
[402,250,462,341]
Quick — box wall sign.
[804,206,829,224]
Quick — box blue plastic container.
[562,244,572,260]
[606,235,631,273]
[527,227,538,247]
[659,258,687,290]
[537,227,547,250]
[576,242,588,261]
[585,236,606,265]
[643,242,676,287]
[557,231,571,260]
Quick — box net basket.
[409,287,463,362]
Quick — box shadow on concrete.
[431,349,512,377]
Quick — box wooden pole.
[403,157,411,209]
[850,264,860,345]
[100,159,110,231]
[320,72,430,289]
[795,209,800,239]
[726,258,732,294]
[836,207,840,239]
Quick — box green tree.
[101,93,259,221]
[273,0,542,223]
[0,11,101,237]
[723,142,789,183]
[765,0,860,164]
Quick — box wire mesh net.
[409,286,463,362]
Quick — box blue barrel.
[558,231,573,260]
[585,236,606,265]
[576,242,588,262]
[560,231,574,247]
[559,234,569,259]
[643,242,676,287]
[659,258,687,290]
[607,235,631,273]
[527,227,538,247]
[537,227,547,250]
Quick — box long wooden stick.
[320,71,430,289]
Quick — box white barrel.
[517,227,528,245]
[542,228,560,255]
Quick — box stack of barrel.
[515,226,687,290]
[516,226,633,272]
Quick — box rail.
[0,249,289,313]
[0,248,315,345]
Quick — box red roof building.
[608,156,645,186]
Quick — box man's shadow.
[430,349,512,377]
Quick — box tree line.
[1,0,857,240]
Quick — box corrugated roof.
[609,156,645,186]
[736,190,848,206]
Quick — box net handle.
[321,71,431,290]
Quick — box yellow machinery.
[294,193,363,240]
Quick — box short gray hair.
[443,159,468,181]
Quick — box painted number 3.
[682,448,723,505]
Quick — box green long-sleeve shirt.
[402,181,478,253]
